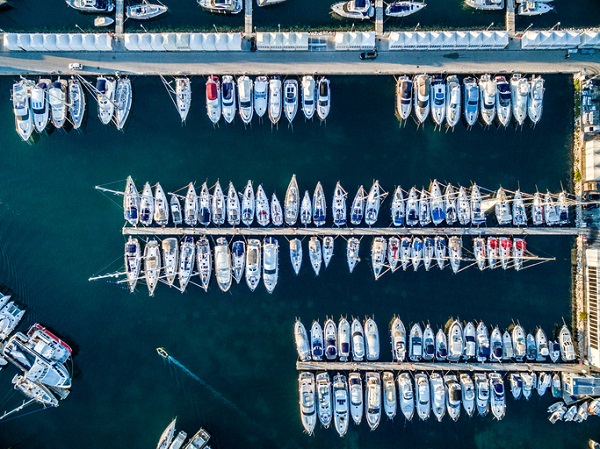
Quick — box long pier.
[121,226,581,237]
[115,0,125,37]
[296,361,595,374]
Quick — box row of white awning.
[521,30,582,50]
[388,30,508,50]
[333,32,376,50]
[124,33,242,51]
[3,33,112,51]
[255,32,309,51]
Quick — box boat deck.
[296,360,596,374]
[122,226,581,237]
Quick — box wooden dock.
[115,0,125,36]
[244,0,252,36]
[506,0,516,39]
[296,361,594,374]
[375,0,383,38]
[121,226,581,237]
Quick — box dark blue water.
[0,73,598,448]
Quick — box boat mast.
[0,399,36,422]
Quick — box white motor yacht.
[316,372,332,428]
[447,319,464,362]
[241,181,255,226]
[396,372,414,421]
[430,373,446,422]
[502,330,514,360]
[308,237,322,276]
[349,372,363,425]
[316,77,331,121]
[415,373,430,420]
[231,240,245,284]
[197,0,243,14]
[68,78,86,130]
[413,74,431,124]
[351,318,365,361]
[489,373,506,420]
[310,321,323,361]
[460,373,476,417]
[338,317,351,361]
[206,76,222,124]
[346,237,361,273]
[49,79,68,129]
[490,326,503,361]
[446,75,461,128]
[365,372,382,430]
[444,374,462,422]
[382,371,397,420]
[536,327,549,361]
[395,75,413,121]
[528,75,544,124]
[298,372,317,435]
[126,1,167,19]
[331,0,374,19]
[479,74,496,126]
[268,76,282,125]
[464,322,476,359]
[422,323,435,359]
[214,237,233,293]
[124,237,141,293]
[465,0,503,9]
[435,328,448,361]
[178,236,195,291]
[510,73,528,126]
[364,317,380,361]
[262,237,279,293]
[284,175,300,226]
[175,77,191,123]
[66,0,115,12]
[196,237,212,292]
[237,75,253,124]
[221,75,236,123]
[144,239,161,296]
[161,237,178,287]
[463,76,479,127]
[475,373,490,416]
[96,76,115,125]
[12,80,33,141]
[283,79,299,124]
[333,374,349,437]
[495,75,511,127]
[324,319,338,360]
[559,325,576,362]
[430,75,446,126]
[390,316,407,362]
[245,239,261,291]
[518,1,553,15]
[409,323,423,361]
[301,75,316,120]
[31,79,50,133]
[386,0,426,17]
[254,75,268,118]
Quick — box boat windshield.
[418,99,428,108]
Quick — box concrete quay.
[0,49,599,77]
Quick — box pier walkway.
[506,0,516,39]
[115,0,125,37]
[375,0,383,38]
[122,226,581,237]
[1,50,599,77]
[244,0,252,36]
[296,361,595,374]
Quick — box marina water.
[0,73,598,448]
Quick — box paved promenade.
[0,49,599,76]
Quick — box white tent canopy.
[43,34,59,51]
[388,30,507,50]
[580,30,600,48]
[56,34,71,51]
[521,30,581,49]
[30,34,45,51]
[334,31,375,50]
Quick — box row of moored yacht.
[11,75,132,141]
[396,74,545,128]
[331,0,426,20]
[299,369,561,435]
[124,236,279,295]
[121,176,570,228]
[295,317,576,363]
[548,396,599,424]
[156,418,212,449]
[199,75,330,125]
[465,0,554,15]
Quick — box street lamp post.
[486,22,494,31]
[140,24,148,32]
[524,23,534,33]
[75,24,84,32]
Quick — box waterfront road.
[0,49,599,76]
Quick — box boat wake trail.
[156,347,249,420]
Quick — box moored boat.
[479,74,496,126]
[49,79,68,129]
[316,77,330,121]
[96,76,115,125]
[350,186,366,225]
[12,80,34,141]
[232,240,245,284]
[415,372,430,420]
[310,320,323,361]
[332,182,347,226]
[316,372,332,428]
[346,237,361,273]
[444,374,461,422]
[31,79,50,134]
[333,374,349,437]
[309,236,322,276]
[312,182,326,227]
[371,236,387,279]
[331,0,374,20]
[414,74,431,124]
[397,372,414,421]
[283,79,298,124]
[446,75,461,128]
[154,183,169,226]
[430,373,446,422]
[178,235,195,291]
[510,73,528,126]
[161,237,178,287]
[237,75,253,124]
[300,191,312,225]
[170,194,182,226]
[365,372,382,430]
[206,76,222,124]
[430,75,446,126]
[184,183,198,227]
[390,316,406,362]
[295,320,311,361]
[268,76,282,125]
[338,318,351,362]
[463,76,479,127]
[114,77,132,130]
[196,237,212,292]
[139,182,155,226]
[298,372,316,435]
[285,175,300,226]
[68,78,86,130]
[221,75,236,123]
[197,0,243,14]
[214,237,233,292]
[66,0,115,12]
[175,77,191,123]
[123,176,140,226]
[124,236,141,293]
[386,0,425,17]
[245,239,261,291]
[262,237,279,293]
[390,186,405,226]
[322,236,334,268]
[227,182,240,226]
[395,75,413,121]
[409,322,423,361]
[253,75,268,118]
[364,317,380,361]
[301,75,316,120]
[349,372,363,425]
[528,75,544,124]
[144,239,161,296]
[495,75,511,127]
[241,181,255,226]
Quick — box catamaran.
[284,79,299,124]
[68,78,86,130]
[446,75,461,128]
[144,239,161,296]
[175,77,191,123]
[254,76,268,118]
[430,75,446,126]
[510,73,529,126]
[301,75,316,120]
[237,75,253,124]
[49,79,68,129]
[284,175,300,226]
[268,76,282,125]
[241,180,255,226]
[395,75,413,121]
[463,76,479,127]
[479,74,496,126]
[206,76,222,124]
[221,75,236,123]
[96,76,115,125]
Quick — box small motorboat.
[197,0,243,14]
[435,328,448,361]
[346,238,361,273]
[509,373,522,399]
[221,75,236,123]
[447,319,463,362]
[463,322,476,360]
[465,0,502,10]
[535,327,549,361]
[114,77,132,131]
[126,1,168,19]
[463,76,479,127]
[316,77,330,121]
[385,0,425,17]
[301,75,316,120]
[206,76,222,124]
[289,238,303,275]
[502,330,514,360]
[490,327,503,362]
[395,76,413,121]
[66,0,115,12]
[268,76,282,125]
[422,324,435,360]
[95,16,115,26]
[283,79,298,124]
[512,324,527,361]
[284,174,300,226]
[237,75,253,125]
[253,75,268,118]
